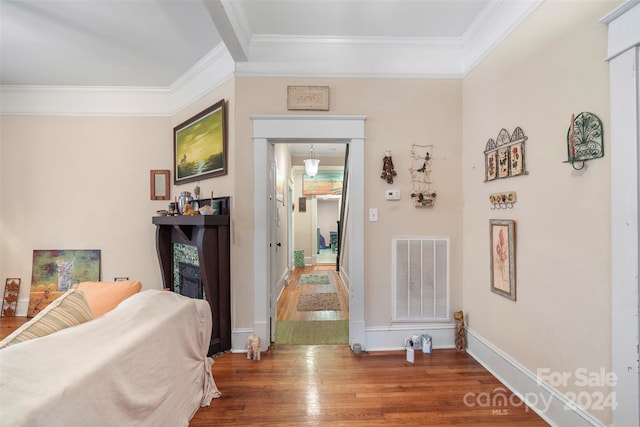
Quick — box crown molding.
[0,44,235,116]
[462,0,544,75]
[0,1,542,115]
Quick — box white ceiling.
[0,0,542,138]
[0,0,542,88]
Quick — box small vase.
[177,191,193,214]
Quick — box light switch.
[369,208,378,222]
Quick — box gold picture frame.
[489,219,516,301]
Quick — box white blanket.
[0,289,220,427]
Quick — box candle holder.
[565,112,604,170]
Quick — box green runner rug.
[275,320,349,345]
[299,274,331,284]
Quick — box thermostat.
[386,189,400,200]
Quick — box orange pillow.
[77,280,142,317]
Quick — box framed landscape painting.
[489,220,516,301]
[174,99,227,184]
[303,172,343,195]
[28,249,101,317]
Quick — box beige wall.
[0,6,618,423]
[462,1,615,423]
[0,115,171,292]
[235,77,463,327]
[0,79,235,308]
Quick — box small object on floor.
[454,310,465,352]
[247,334,261,361]
[406,346,414,363]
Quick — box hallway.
[277,265,349,321]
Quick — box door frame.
[252,115,366,351]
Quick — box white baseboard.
[466,328,606,427]
[15,298,29,317]
[365,323,455,351]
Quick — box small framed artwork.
[2,278,21,317]
[509,143,524,176]
[489,219,516,301]
[497,148,510,178]
[298,197,306,212]
[114,277,130,282]
[150,170,170,200]
[486,152,497,181]
[174,99,227,185]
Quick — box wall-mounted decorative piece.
[409,144,436,207]
[174,99,227,185]
[28,250,101,317]
[150,170,170,200]
[287,86,330,111]
[565,112,604,170]
[489,192,517,209]
[2,278,21,317]
[298,197,307,212]
[484,127,528,181]
[490,219,516,301]
[380,150,397,184]
[303,172,343,195]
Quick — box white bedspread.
[0,289,220,427]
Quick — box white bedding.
[0,289,220,427]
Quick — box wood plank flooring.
[0,273,548,426]
[192,345,549,426]
[277,265,349,321]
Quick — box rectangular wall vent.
[392,237,449,322]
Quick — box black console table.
[152,198,230,356]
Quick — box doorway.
[252,115,366,351]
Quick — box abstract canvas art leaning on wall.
[28,249,101,317]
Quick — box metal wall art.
[565,112,604,170]
[484,127,528,181]
[409,144,436,207]
[489,192,517,209]
[2,278,21,317]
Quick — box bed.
[0,289,220,426]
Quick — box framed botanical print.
[486,151,497,181]
[489,219,516,301]
[497,148,510,178]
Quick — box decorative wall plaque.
[287,86,330,111]
[484,127,528,181]
[565,112,604,170]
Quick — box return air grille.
[392,237,449,322]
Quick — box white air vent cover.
[392,237,449,322]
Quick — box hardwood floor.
[277,265,349,321]
[0,282,548,426]
[192,345,549,426]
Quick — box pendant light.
[304,144,320,177]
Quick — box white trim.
[0,44,235,116]
[365,323,455,352]
[604,3,640,425]
[467,328,606,427]
[462,0,543,75]
[252,115,366,352]
[0,1,543,115]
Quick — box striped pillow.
[0,289,93,349]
